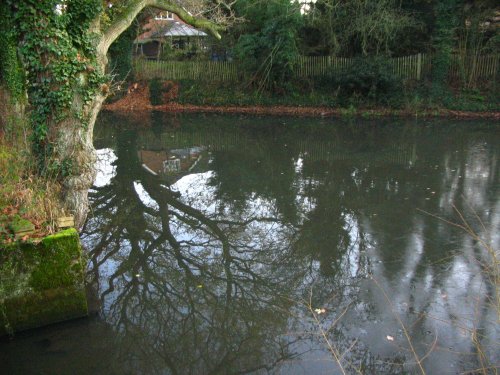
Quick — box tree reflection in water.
[85,130,306,374]
[80,112,499,375]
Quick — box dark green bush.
[445,87,500,112]
[149,79,179,105]
[316,57,403,105]
[149,78,163,106]
[233,0,302,93]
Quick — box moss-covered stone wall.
[0,228,88,335]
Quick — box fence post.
[417,53,422,80]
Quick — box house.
[134,11,208,60]
[138,146,206,180]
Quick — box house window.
[155,11,174,20]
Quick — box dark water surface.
[1,112,499,374]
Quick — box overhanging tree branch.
[99,0,225,55]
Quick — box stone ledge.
[0,228,88,336]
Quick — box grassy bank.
[174,78,499,113]
[0,115,63,244]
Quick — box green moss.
[8,216,35,234]
[32,228,84,290]
[0,228,88,335]
[1,287,87,335]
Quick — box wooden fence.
[133,59,238,81]
[293,54,433,80]
[448,54,500,81]
[133,54,499,83]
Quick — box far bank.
[104,80,500,120]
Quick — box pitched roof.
[151,22,207,38]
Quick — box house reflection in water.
[138,146,206,177]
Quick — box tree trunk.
[53,49,109,228]
[57,93,106,228]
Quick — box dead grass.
[0,131,65,243]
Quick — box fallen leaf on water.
[386,335,394,341]
[314,308,326,315]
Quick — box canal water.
[1,112,499,374]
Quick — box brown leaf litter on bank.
[105,82,154,111]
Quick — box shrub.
[149,79,179,106]
[233,0,302,93]
[149,78,163,106]
[317,57,403,105]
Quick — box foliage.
[444,87,499,112]
[7,0,107,175]
[430,0,460,101]
[315,58,403,106]
[303,0,420,57]
[296,0,497,106]
[99,0,130,28]
[0,4,25,102]
[176,78,333,107]
[149,78,178,105]
[174,72,499,112]
[455,2,500,89]
[233,0,303,93]
[149,78,164,105]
